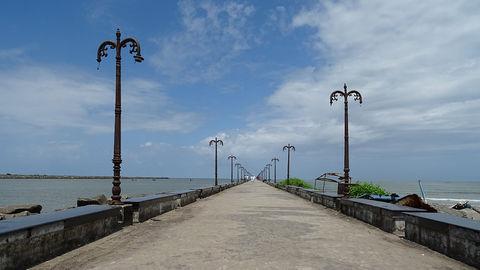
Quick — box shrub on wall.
[278,178,313,189]
[348,182,389,197]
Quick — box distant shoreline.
[0,174,170,180]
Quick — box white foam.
[427,197,480,203]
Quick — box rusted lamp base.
[337,182,356,196]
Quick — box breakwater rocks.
[0,204,42,220]
[269,182,480,269]
[0,174,170,180]
[0,181,247,270]
[77,194,108,207]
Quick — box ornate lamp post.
[97,29,144,204]
[271,157,279,183]
[266,164,272,182]
[227,155,237,183]
[235,163,241,183]
[283,144,296,181]
[209,137,224,186]
[330,83,363,195]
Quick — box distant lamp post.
[227,155,237,183]
[97,29,144,204]
[271,157,279,183]
[240,166,244,180]
[235,163,241,183]
[209,137,224,186]
[282,144,296,181]
[330,83,363,195]
[266,164,272,182]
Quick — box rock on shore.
[77,194,108,207]
[0,204,42,220]
[432,203,480,221]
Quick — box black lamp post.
[97,29,144,204]
[330,83,363,195]
[209,137,224,186]
[282,144,295,181]
[271,157,279,183]
[227,155,237,183]
[235,163,241,183]
[266,164,272,182]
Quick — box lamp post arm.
[97,41,116,63]
[347,90,363,104]
[329,90,345,105]
[120,37,144,62]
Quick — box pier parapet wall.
[339,198,426,234]
[0,205,123,270]
[269,181,479,268]
[404,212,480,268]
[0,181,247,270]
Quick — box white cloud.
[287,0,480,139]
[122,78,202,133]
[266,6,291,34]
[84,0,118,27]
[151,0,255,83]
[0,66,112,133]
[196,0,480,167]
[0,48,26,61]
[140,141,153,148]
[0,65,201,134]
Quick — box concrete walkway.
[35,181,472,270]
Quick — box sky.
[0,0,479,181]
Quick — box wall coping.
[0,205,119,235]
[404,212,480,231]
[124,185,226,205]
[284,186,343,198]
[170,189,199,196]
[343,198,427,212]
[312,192,343,198]
[123,193,178,204]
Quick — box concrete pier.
[34,181,472,269]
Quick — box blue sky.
[0,0,480,181]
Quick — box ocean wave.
[427,198,480,203]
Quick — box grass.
[278,178,313,189]
[348,182,389,197]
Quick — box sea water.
[312,179,480,207]
[0,178,478,212]
[0,178,232,212]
